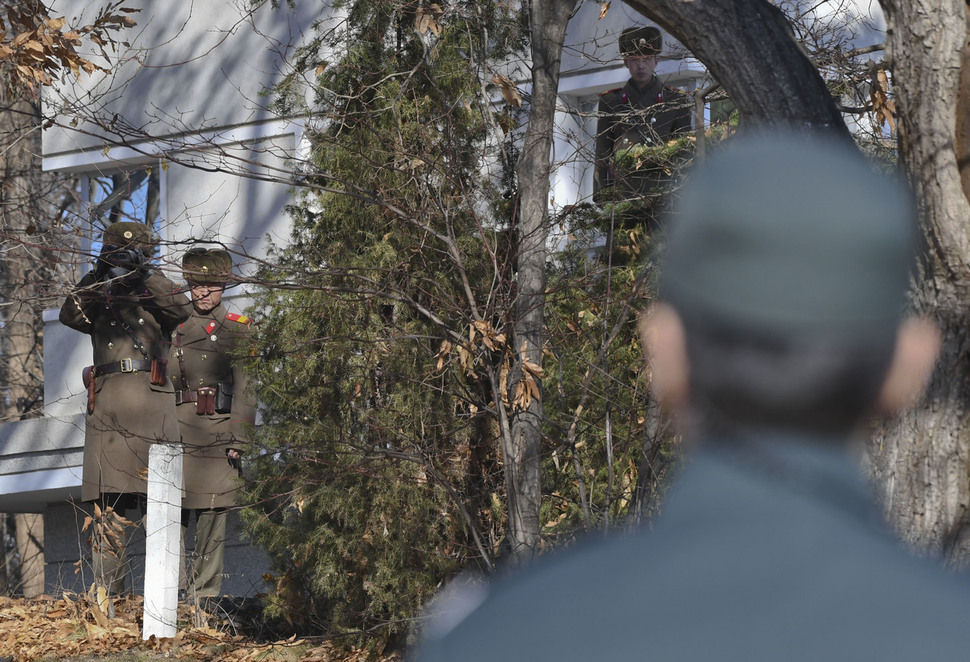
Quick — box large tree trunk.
[0,92,48,596]
[870,0,970,563]
[507,0,577,561]
[626,0,848,133]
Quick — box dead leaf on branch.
[870,68,896,135]
[491,73,522,108]
[471,319,506,351]
[0,1,140,92]
[414,4,443,37]
[511,341,545,411]
[599,1,611,20]
[435,338,453,371]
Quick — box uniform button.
[201,354,207,360]
[210,335,218,341]
[138,318,145,325]
[107,342,114,350]
[198,379,205,385]
[110,320,117,326]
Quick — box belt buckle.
[120,358,134,373]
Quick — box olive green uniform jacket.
[172,302,256,510]
[595,75,692,191]
[60,271,191,502]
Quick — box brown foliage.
[0,0,138,94]
[0,595,402,662]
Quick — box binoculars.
[95,244,148,283]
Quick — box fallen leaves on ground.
[0,595,402,662]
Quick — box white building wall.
[43,0,329,157]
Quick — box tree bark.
[870,0,970,563]
[15,513,44,598]
[507,0,577,561]
[0,92,48,595]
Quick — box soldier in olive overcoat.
[60,221,191,595]
[594,26,692,195]
[172,247,256,596]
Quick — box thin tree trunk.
[15,514,44,598]
[506,0,577,562]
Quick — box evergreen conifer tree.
[242,0,678,645]
[242,0,528,643]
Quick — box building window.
[63,164,165,275]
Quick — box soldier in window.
[594,26,692,196]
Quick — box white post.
[142,442,183,639]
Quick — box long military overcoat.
[594,75,692,191]
[172,302,256,509]
[60,270,191,502]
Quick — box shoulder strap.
[225,312,251,325]
[174,324,189,390]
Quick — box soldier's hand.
[97,246,147,284]
[226,448,243,475]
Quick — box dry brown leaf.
[414,4,443,36]
[435,338,453,371]
[870,69,896,134]
[491,73,522,107]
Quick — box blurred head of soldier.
[620,26,662,88]
[183,247,233,314]
[641,130,940,440]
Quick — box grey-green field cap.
[658,131,917,340]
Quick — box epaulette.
[225,312,251,325]
[599,87,623,97]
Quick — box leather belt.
[93,358,152,376]
[175,389,199,405]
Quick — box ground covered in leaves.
[0,595,403,662]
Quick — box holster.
[82,366,95,414]
[214,381,233,414]
[150,357,168,386]
[197,387,216,416]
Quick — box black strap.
[93,358,152,376]
[174,327,189,390]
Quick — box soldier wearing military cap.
[415,132,970,662]
[594,25,692,195]
[173,246,256,597]
[60,221,191,595]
